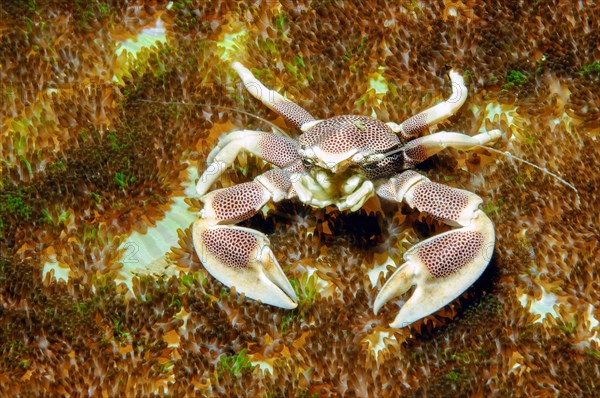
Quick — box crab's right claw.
[193,219,297,309]
[374,210,495,328]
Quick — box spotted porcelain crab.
[193,62,499,328]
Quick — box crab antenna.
[373,143,580,205]
[477,145,580,205]
[131,99,291,137]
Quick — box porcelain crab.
[193,62,499,328]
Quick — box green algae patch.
[217,349,256,378]
[502,70,528,90]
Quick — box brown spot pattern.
[394,170,423,190]
[417,231,485,278]
[258,133,300,168]
[200,228,257,269]
[262,169,292,193]
[360,152,404,180]
[402,141,428,166]
[411,182,469,222]
[212,182,264,222]
[272,100,315,130]
[284,159,306,174]
[401,113,428,140]
[375,180,396,201]
[299,115,400,155]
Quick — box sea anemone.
[1,0,598,395]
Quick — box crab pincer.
[374,171,495,327]
[193,219,297,308]
[193,171,299,308]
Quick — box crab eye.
[302,158,312,169]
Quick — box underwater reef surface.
[1,0,598,396]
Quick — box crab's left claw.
[193,170,299,309]
[375,170,495,328]
[193,219,298,308]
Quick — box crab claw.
[374,210,494,328]
[193,219,297,308]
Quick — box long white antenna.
[131,99,291,137]
[479,145,580,206]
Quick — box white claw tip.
[389,320,410,329]
[373,297,385,316]
[232,62,252,79]
[448,69,465,85]
[487,129,502,141]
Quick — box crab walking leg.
[193,169,299,308]
[197,130,300,196]
[387,70,468,140]
[402,129,502,167]
[232,62,316,130]
[374,171,495,328]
